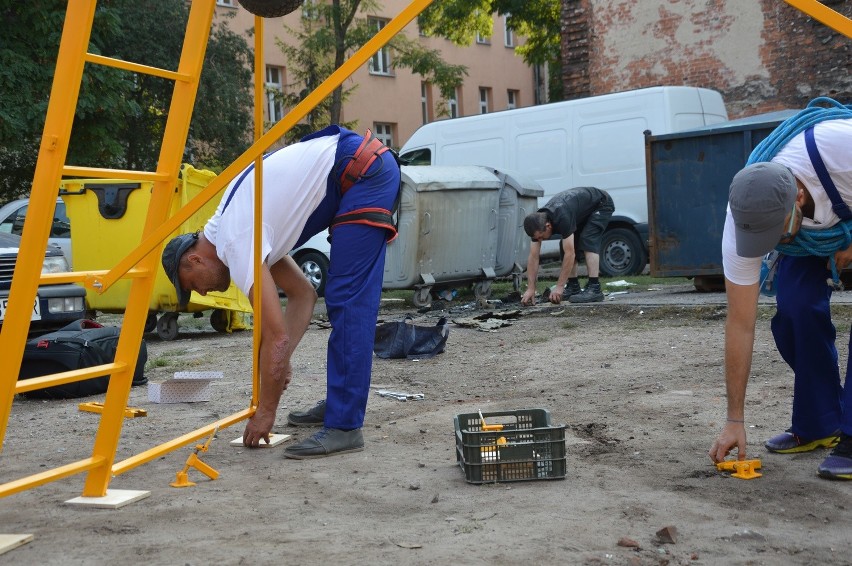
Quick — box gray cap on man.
[729,162,797,258]
[161,232,199,307]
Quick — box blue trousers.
[772,254,851,438]
[297,127,400,429]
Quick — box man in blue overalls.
[162,126,400,459]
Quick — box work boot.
[818,433,852,480]
[287,400,326,427]
[563,280,582,299]
[764,428,840,454]
[283,427,364,459]
[568,282,604,303]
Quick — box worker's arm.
[242,256,317,446]
[549,235,576,305]
[521,241,542,305]
[708,279,760,463]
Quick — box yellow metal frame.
[0,0,436,500]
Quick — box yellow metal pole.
[81,0,216,497]
[251,15,265,410]
[783,0,852,38]
[0,0,97,451]
[87,0,436,297]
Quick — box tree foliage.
[274,0,468,142]
[0,0,253,201]
[419,0,562,100]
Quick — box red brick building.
[561,0,851,118]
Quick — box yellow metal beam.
[784,0,852,38]
[0,457,106,499]
[15,362,126,395]
[111,409,253,476]
[84,53,191,82]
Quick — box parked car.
[0,198,72,269]
[289,231,331,297]
[0,231,87,333]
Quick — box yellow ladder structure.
[0,0,435,501]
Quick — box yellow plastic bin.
[61,164,252,340]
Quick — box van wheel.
[599,228,646,277]
[296,252,329,297]
[156,312,179,341]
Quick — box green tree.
[418,0,563,101]
[274,0,468,142]
[0,0,253,202]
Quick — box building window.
[507,89,519,110]
[448,88,460,119]
[479,87,491,114]
[374,122,394,148]
[475,31,491,45]
[368,18,392,75]
[504,16,514,47]
[421,82,433,125]
[265,65,284,123]
[217,0,235,7]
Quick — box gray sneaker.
[283,427,364,459]
[287,400,326,427]
[568,282,604,303]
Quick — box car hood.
[0,231,64,257]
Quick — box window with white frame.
[368,18,392,75]
[448,88,459,119]
[301,0,319,20]
[479,87,491,114]
[217,0,235,7]
[373,123,394,148]
[475,31,491,45]
[507,89,518,110]
[421,82,433,125]
[265,66,284,123]
[503,16,514,47]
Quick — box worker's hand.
[243,406,275,447]
[708,421,747,463]
[521,288,536,306]
[549,284,564,305]
[833,246,852,271]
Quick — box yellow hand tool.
[716,459,762,480]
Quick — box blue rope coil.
[747,97,852,288]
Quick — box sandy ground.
[1,285,851,566]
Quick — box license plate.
[0,296,41,322]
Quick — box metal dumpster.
[646,110,797,289]
[383,166,503,307]
[490,168,545,289]
[61,164,253,340]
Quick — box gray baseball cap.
[729,162,797,258]
[161,232,199,307]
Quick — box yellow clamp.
[716,459,762,480]
[171,426,220,488]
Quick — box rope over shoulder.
[748,97,852,288]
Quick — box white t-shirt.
[722,118,852,285]
[204,134,339,294]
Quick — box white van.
[398,86,728,276]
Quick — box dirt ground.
[1,285,851,566]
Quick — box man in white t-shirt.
[708,118,852,480]
[162,126,400,459]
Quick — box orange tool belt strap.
[339,128,389,195]
[330,208,398,243]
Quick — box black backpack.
[19,319,148,399]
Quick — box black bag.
[374,316,449,360]
[19,319,148,399]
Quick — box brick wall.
[561,0,851,117]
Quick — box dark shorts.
[575,195,614,254]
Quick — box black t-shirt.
[540,187,608,237]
